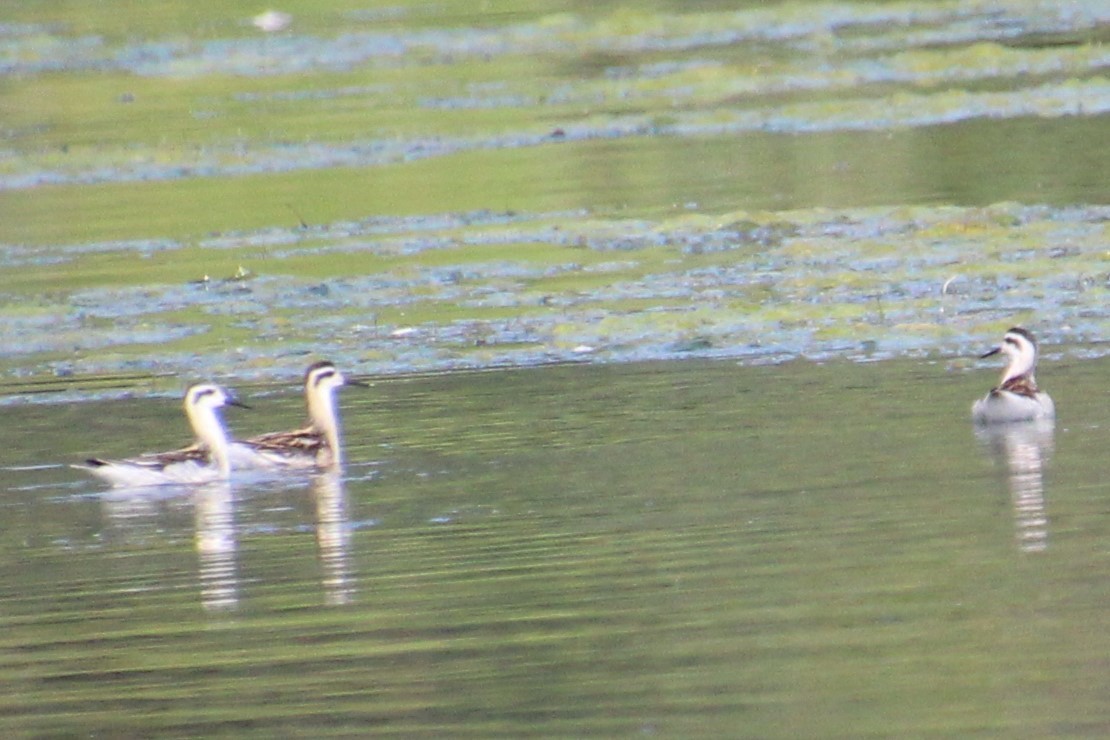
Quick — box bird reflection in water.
[974,419,1055,553]
[311,471,354,606]
[194,481,239,611]
[99,473,355,609]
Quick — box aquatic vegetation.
[2,1,1108,188]
[0,1,1107,398]
[1,201,1106,392]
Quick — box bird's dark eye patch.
[304,361,336,385]
[193,388,216,400]
[312,369,337,387]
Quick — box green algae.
[3,1,1108,191]
[2,199,1104,386]
[1,0,1108,391]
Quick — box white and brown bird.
[75,384,248,487]
[231,361,365,470]
[971,327,1055,424]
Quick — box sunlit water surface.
[2,1,1108,735]
[2,358,1108,737]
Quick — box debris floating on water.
[252,10,292,33]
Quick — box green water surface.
[1,0,1108,736]
[1,357,1108,736]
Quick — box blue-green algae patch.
[1,202,1106,399]
[2,1,1109,188]
[1,0,1107,400]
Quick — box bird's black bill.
[228,398,252,410]
[346,377,371,388]
[979,347,1001,359]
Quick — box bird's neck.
[189,407,231,477]
[307,390,342,468]
[1001,356,1035,386]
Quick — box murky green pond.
[2,0,1107,383]
[2,358,1109,736]
[1,0,1108,735]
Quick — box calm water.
[2,0,1108,736]
[2,357,1108,737]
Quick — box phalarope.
[971,327,1055,424]
[231,361,365,470]
[76,384,248,487]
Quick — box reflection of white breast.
[313,472,354,606]
[974,419,1054,553]
[972,390,1055,424]
[195,482,239,611]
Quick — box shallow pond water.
[1,357,1108,736]
[1,0,1108,735]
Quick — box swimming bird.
[231,361,365,470]
[971,327,1055,424]
[76,384,248,487]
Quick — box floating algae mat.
[1,202,1105,398]
[0,0,1107,398]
